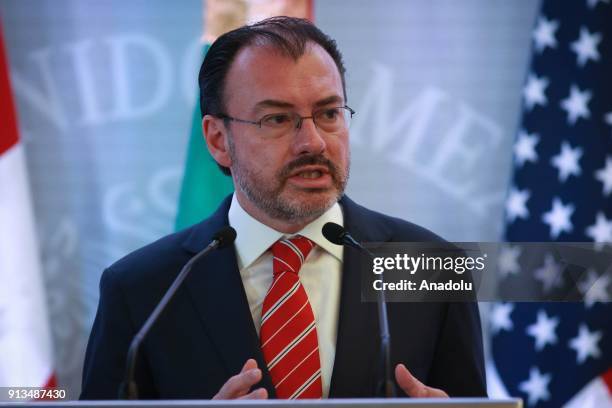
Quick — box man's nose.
[292,117,326,155]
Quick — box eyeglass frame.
[214,105,355,132]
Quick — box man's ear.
[202,115,232,169]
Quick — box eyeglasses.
[216,106,355,138]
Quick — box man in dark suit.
[81,16,486,400]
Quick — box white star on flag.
[519,366,552,406]
[594,156,612,196]
[568,324,602,364]
[560,85,592,125]
[542,197,575,239]
[570,27,602,67]
[506,187,531,223]
[550,141,583,182]
[532,16,559,53]
[534,253,564,293]
[514,130,539,167]
[498,244,522,277]
[523,74,549,110]
[578,269,611,308]
[491,303,514,334]
[526,310,560,351]
[585,212,612,247]
[605,111,612,129]
[586,0,610,9]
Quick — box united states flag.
[492,1,611,407]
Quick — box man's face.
[221,43,350,225]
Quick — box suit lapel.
[181,196,276,397]
[329,196,392,397]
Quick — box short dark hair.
[198,16,347,175]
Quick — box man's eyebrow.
[253,100,295,112]
[314,95,344,107]
[252,95,345,113]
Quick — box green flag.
[175,45,234,231]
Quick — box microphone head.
[212,226,237,248]
[322,222,346,245]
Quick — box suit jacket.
[80,195,486,399]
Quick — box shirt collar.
[228,193,344,269]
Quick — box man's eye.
[319,109,339,121]
[263,114,292,126]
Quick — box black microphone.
[322,222,396,398]
[322,222,363,250]
[119,226,237,399]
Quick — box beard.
[228,136,349,223]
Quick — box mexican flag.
[174,46,234,231]
[0,25,55,388]
[175,0,313,231]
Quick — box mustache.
[279,155,339,180]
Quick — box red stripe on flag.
[306,0,314,22]
[602,367,612,396]
[35,374,58,401]
[0,22,20,155]
[44,374,57,389]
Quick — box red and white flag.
[0,23,55,388]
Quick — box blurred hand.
[213,359,269,399]
[395,364,449,398]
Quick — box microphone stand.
[377,274,394,398]
[119,234,230,399]
[340,234,395,398]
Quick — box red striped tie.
[260,236,323,399]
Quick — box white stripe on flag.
[0,144,54,387]
[563,374,612,408]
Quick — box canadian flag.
[0,24,55,388]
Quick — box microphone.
[322,222,396,398]
[119,226,237,399]
[322,222,363,250]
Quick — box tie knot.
[271,236,315,276]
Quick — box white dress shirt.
[228,194,343,398]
